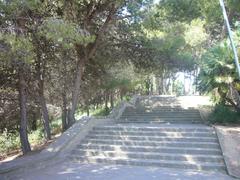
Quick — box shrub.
[209,104,240,124]
[93,108,110,116]
[0,130,20,157]
[28,129,45,145]
[50,118,62,135]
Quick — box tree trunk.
[183,71,186,95]
[159,75,163,95]
[110,91,114,109]
[120,89,123,100]
[39,94,51,140]
[86,106,90,116]
[61,91,68,131]
[61,50,68,131]
[31,110,37,131]
[105,90,109,113]
[145,79,150,95]
[35,41,51,140]
[68,57,85,126]
[37,73,51,140]
[18,70,31,154]
[67,4,117,124]
[226,83,240,112]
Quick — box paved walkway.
[3,161,234,180]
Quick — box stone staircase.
[119,107,202,124]
[119,96,203,124]
[69,96,226,173]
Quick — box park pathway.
[3,96,234,180]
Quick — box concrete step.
[121,116,201,121]
[77,144,222,155]
[93,126,213,133]
[117,120,203,124]
[123,110,200,112]
[136,109,193,112]
[70,149,224,163]
[125,108,199,112]
[118,118,203,121]
[122,112,200,115]
[90,130,215,138]
[86,135,218,143]
[82,139,220,149]
[70,156,226,173]
[121,115,201,119]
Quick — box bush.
[209,104,240,124]
[0,117,63,159]
[50,118,62,135]
[92,108,110,116]
[29,129,45,145]
[0,130,20,157]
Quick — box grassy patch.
[0,129,46,159]
[0,117,63,159]
[92,107,110,116]
[0,130,20,158]
[50,118,62,135]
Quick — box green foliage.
[157,0,201,22]
[40,18,95,48]
[0,128,45,157]
[197,38,238,103]
[209,104,240,124]
[28,129,45,145]
[92,108,110,117]
[0,0,41,13]
[173,80,184,96]
[141,8,200,73]
[198,0,222,29]
[50,118,63,135]
[0,130,20,157]
[101,62,141,92]
[0,34,34,64]
[0,116,64,158]
[184,19,208,47]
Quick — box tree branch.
[87,3,119,59]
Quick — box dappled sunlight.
[4,95,231,179]
[139,96,213,111]
[45,148,54,152]
[177,96,213,109]
[3,95,224,179]
[183,155,200,165]
[1,0,239,176]
[10,161,231,180]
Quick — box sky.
[153,0,161,4]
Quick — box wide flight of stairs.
[69,96,226,173]
[119,106,203,124]
[119,96,203,124]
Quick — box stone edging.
[107,95,140,120]
[198,106,213,124]
[214,126,240,179]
